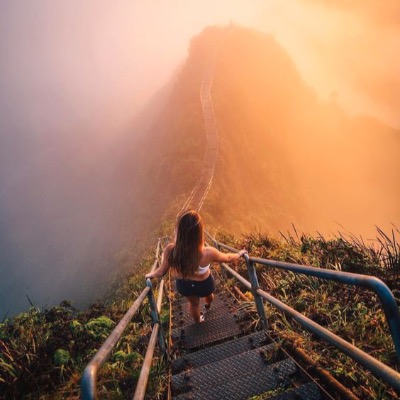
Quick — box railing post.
[244,254,268,329]
[210,235,227,281]
[217,242,228,281]
[146,278,167,358]
[371,279,400,362]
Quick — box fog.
[256,0,400,128]
[1,0,399,318]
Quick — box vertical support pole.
[156,279,169,362]
[213,239,227,281]
[379,289,400,363]
[244,255,268,329]
[389,317,400,363]
[155,238,161,260]
[146,278,167,358]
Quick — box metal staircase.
[81,235,400,399]
[169,277,329,400]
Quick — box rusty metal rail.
[206,231,400,394]
[81,239,166,400]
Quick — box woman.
[145,210,247,323]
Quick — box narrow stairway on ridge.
[171,27,310,399]
[169,26,332,400]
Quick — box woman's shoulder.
[202,246,219,259]
[164,242,174,252]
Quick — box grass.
[0,246,169,399]
[1,226,399,399]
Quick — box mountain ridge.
[1,23,399,318]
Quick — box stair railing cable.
[205,231,400,393]
[81,239,167,400]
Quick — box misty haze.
[1,0,399,322]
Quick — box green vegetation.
[1,226,398,399]
[0,248,169,399]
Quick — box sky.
[1,0,399,142]
[0,0,399,316]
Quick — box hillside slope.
[112,23,400,256]
[201,26,400,236]
[125,25,400,238]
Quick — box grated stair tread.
[172,357,297,400]
[172,294,241,328]
[172,330,270,373]
[266,381,322,400]
[172,343,281,391]
[172,312,244,350]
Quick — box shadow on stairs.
[169,277,333,400]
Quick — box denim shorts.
[176,274,215,297]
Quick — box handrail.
[207,232,400,361]
[206,231,400,392]
[133,277,166,400]
[220,262,400,392]
[133,322,161,400]
[81,288,150,399]
[81,239,161,400]
[251,255,400,361]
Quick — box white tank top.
[196,264,210,275]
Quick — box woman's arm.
[207,246,247,263]
[145,243,173,279]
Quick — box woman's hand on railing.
[145,269,167,279]
[238,249,248,257]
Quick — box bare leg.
[204,293,214,308]
[187,296,201,322]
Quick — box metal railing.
[133,276,167,399]
[82,231,400,397]
[81,239,167,400]
[206,231,400,393]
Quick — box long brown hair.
[168,210,204,278]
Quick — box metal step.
[172,356,298,400]
[172,344,284,393]
[172,312,244,350]
[172,330,271,374]
[172,292,240,327]
[172,290,230,308]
